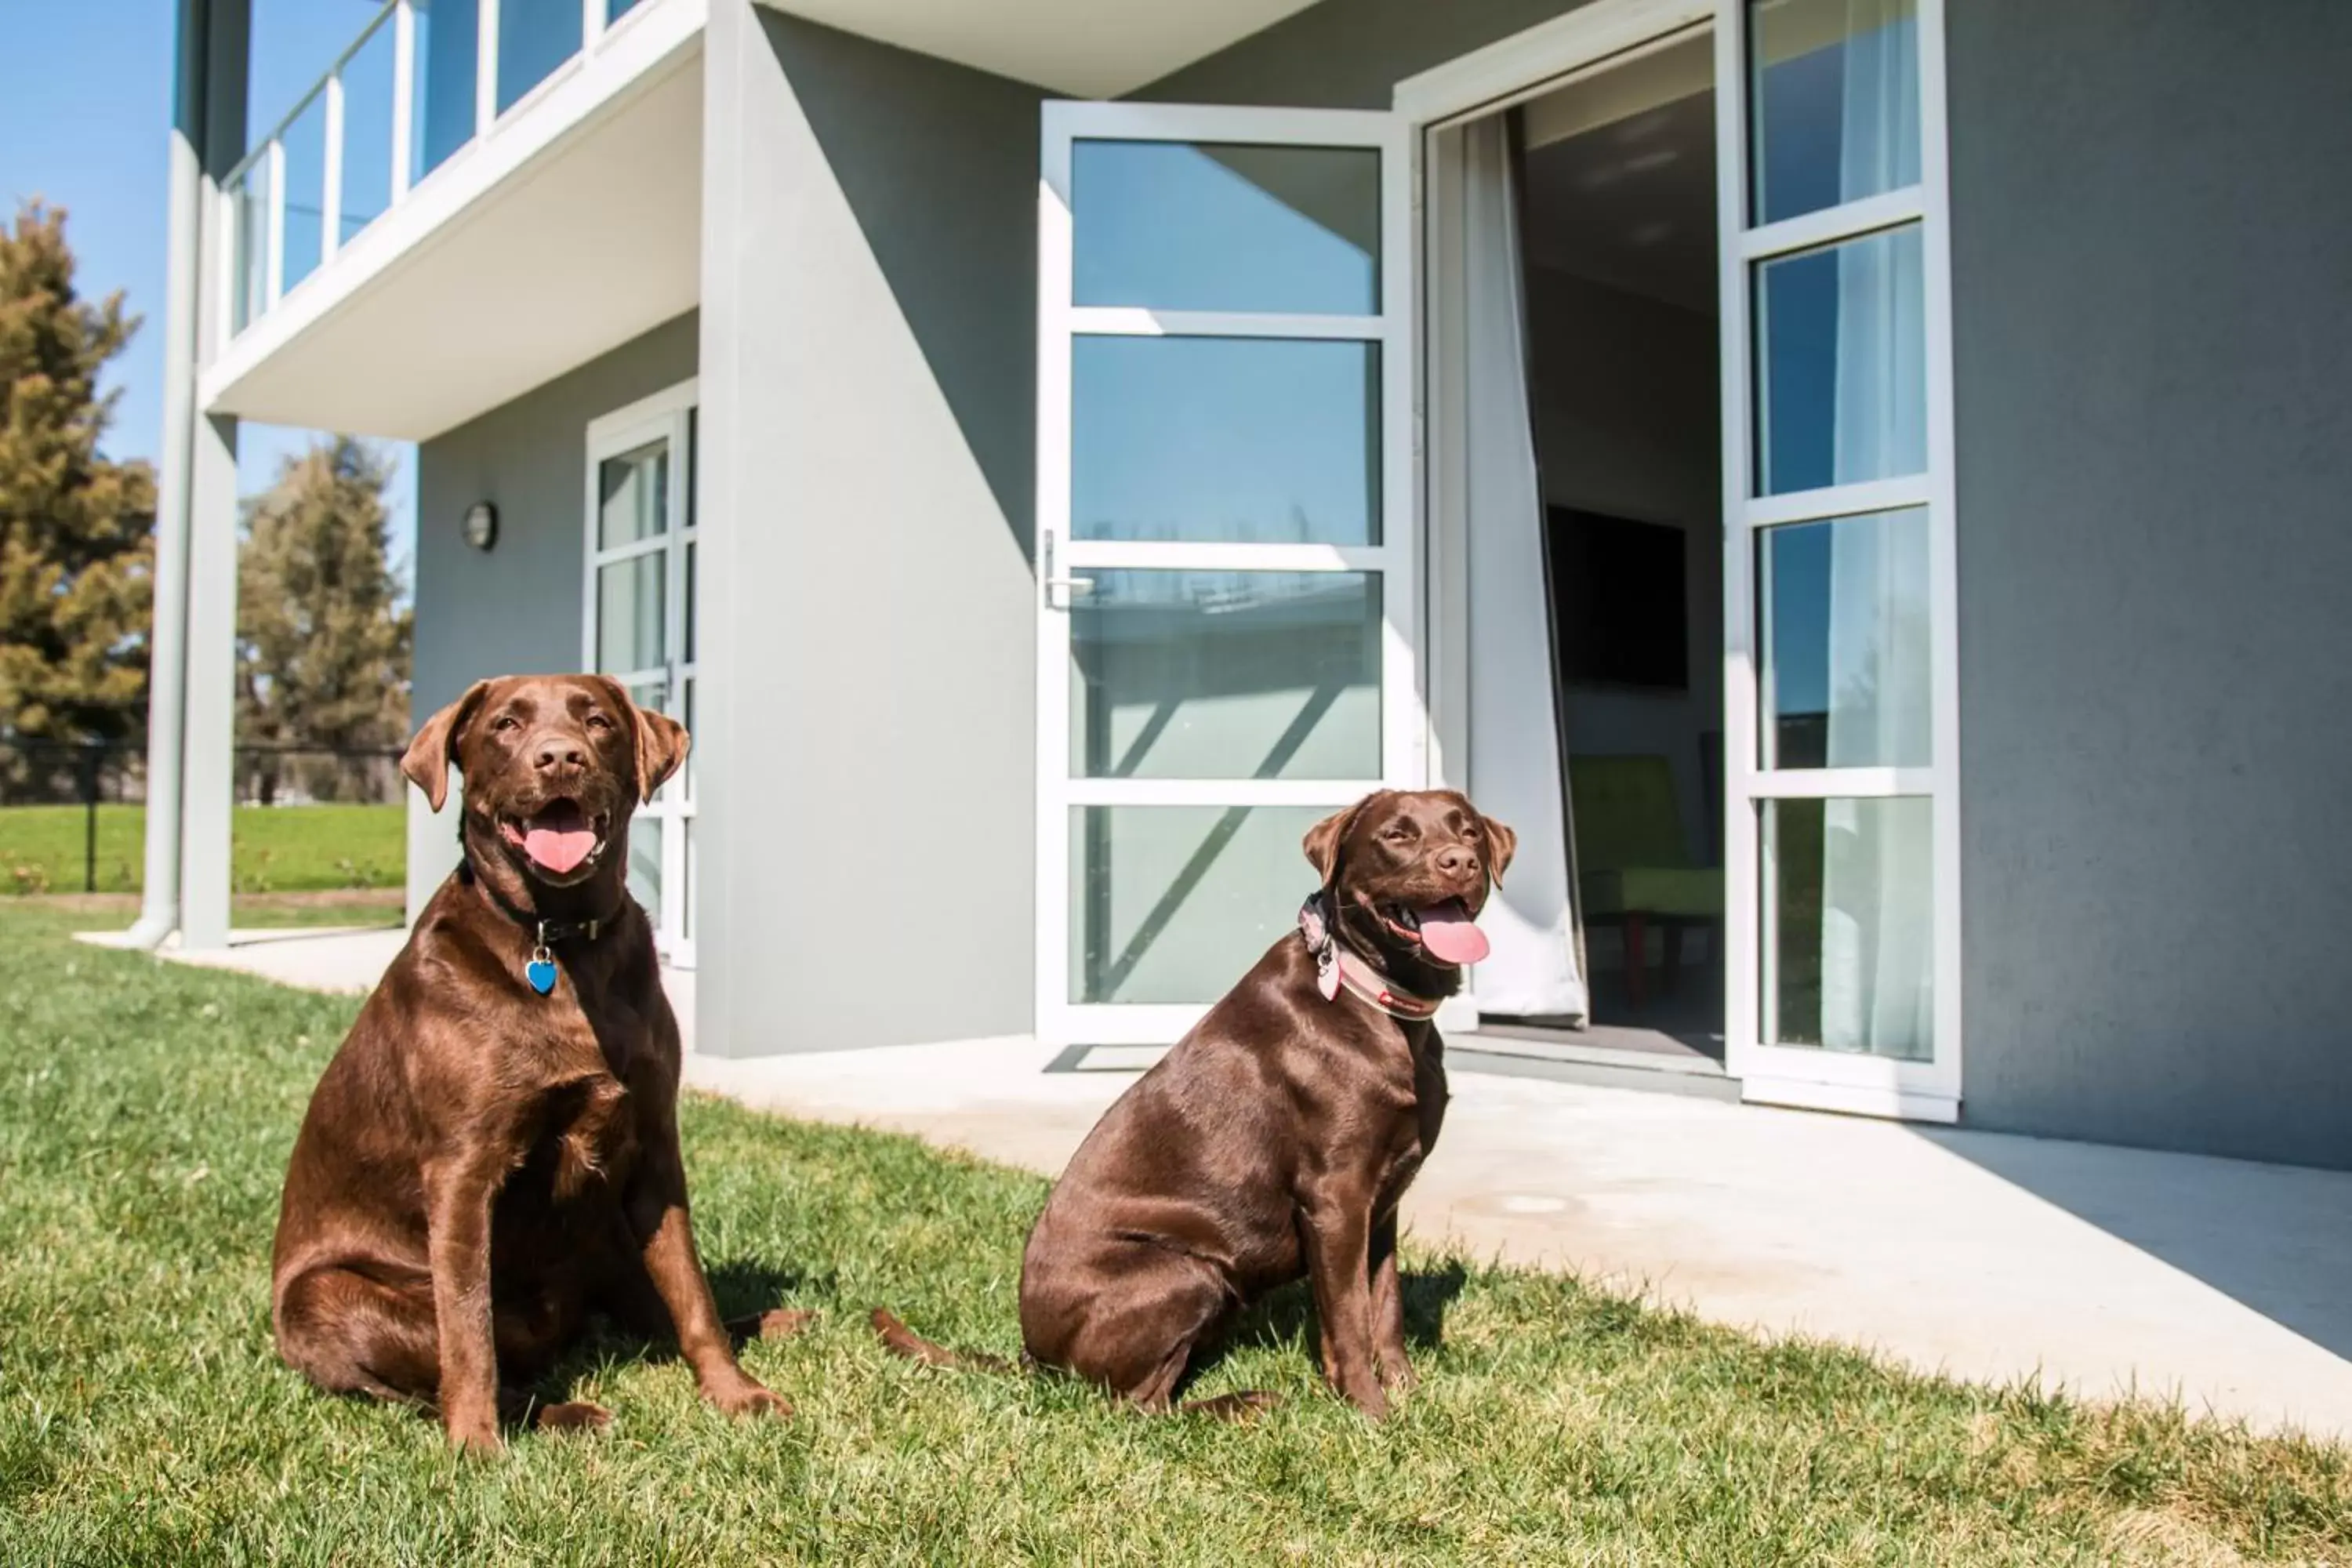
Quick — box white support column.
[140,0,249,949]
[583,0,605,52]
[477,0,500,134]
[390,0,415,197]
[178,410,241,953]
[321,73,345,260]
[691,0,754,1052]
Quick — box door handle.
[1040,532,1092,610]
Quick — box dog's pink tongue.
[523,806,596,875]
[1416,900,1490,965]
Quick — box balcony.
[202,0,706,439]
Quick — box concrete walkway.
[85,924,2352,1442]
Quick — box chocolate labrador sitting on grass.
[875,789,1511,1419]
[271,674,797,1453]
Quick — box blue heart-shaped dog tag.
[526,957,558,996]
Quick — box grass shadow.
[501,1258,810,1424]
[1179,1261,1470,1396]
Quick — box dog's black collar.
[460,856,619,946]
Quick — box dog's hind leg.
[278,1263,612,1433]
[274,1262,441,1408]
[1050,1247,1274,1417]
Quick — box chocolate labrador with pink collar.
[270,674,794,1453]
[876,788,1511,1418]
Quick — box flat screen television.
[1547,506,1689,691]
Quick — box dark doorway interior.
[1510,33,1726,1065]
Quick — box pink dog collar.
[1298,896,1441,1022]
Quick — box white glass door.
[1036,103,1416,1047]
[1717,0,1960,1118]
[585,383,699,967]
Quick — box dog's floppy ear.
[401,681,491,813]
[1479,811,1517,886]
[1302,793,1384,887]
[600,677,689,804]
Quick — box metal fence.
[0,740,407,894]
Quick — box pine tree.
[0,201,158,771]
[236,437,413,803]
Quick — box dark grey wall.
[1947,0,2352,1170]
[406,311,698,902]
[691,3,1044,1055]
[412,310,699,714]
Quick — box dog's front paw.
[706,1377,792,1421]
[445,1415,505,1455]
[1378,1356,1419,1395]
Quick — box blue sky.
[0,0,417,583]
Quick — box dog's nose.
[534,739,586,772]
[1436,845,1479,878]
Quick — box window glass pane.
[497,0,582,112]
[1073,141,1377,314]
[627,811,662,924]
[1766,797,1933,1059]
[1071,572,1381,781]
[337,19,397,244]
[683,539,696,662]
[280,94,327,292]
[622,675,667,923]
[598,441,669,549]
[1070,805,1327,1004]
[1760,508,1929,768]
[412,0,478,178]
[597,555,665,673]
[609,0,645,20]
[1754,224,1925,495]
[230,162,270,333]
[678,676,694,800]
[1749,0,1920,225]
[1073,337,1378,545]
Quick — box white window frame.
[1034,101,1417,1047]
[583,376,699,967]
[1397,0,1963,1121]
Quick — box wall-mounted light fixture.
[462,501,499,552]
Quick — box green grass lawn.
[1,903,2344,1566]
[0,803,406,895]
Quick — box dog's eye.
[584,713,612,731]
[491,715,521,734]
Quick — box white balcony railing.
[216,0,657,347]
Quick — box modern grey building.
[145,0,2352,1171]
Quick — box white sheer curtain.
[1449,116,1588,1023]
[1818,0,1932,1058]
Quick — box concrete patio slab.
[82,924,2352,1443]
[688,1036,2352,1444]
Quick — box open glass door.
[1035,103,1416,1047]
[1717,0,1960,1119]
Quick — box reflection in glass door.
[1719,0,1960,1119]
[585,384,698,967]
[1036,103,1414,1046]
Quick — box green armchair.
[1568,754,1723,1009]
